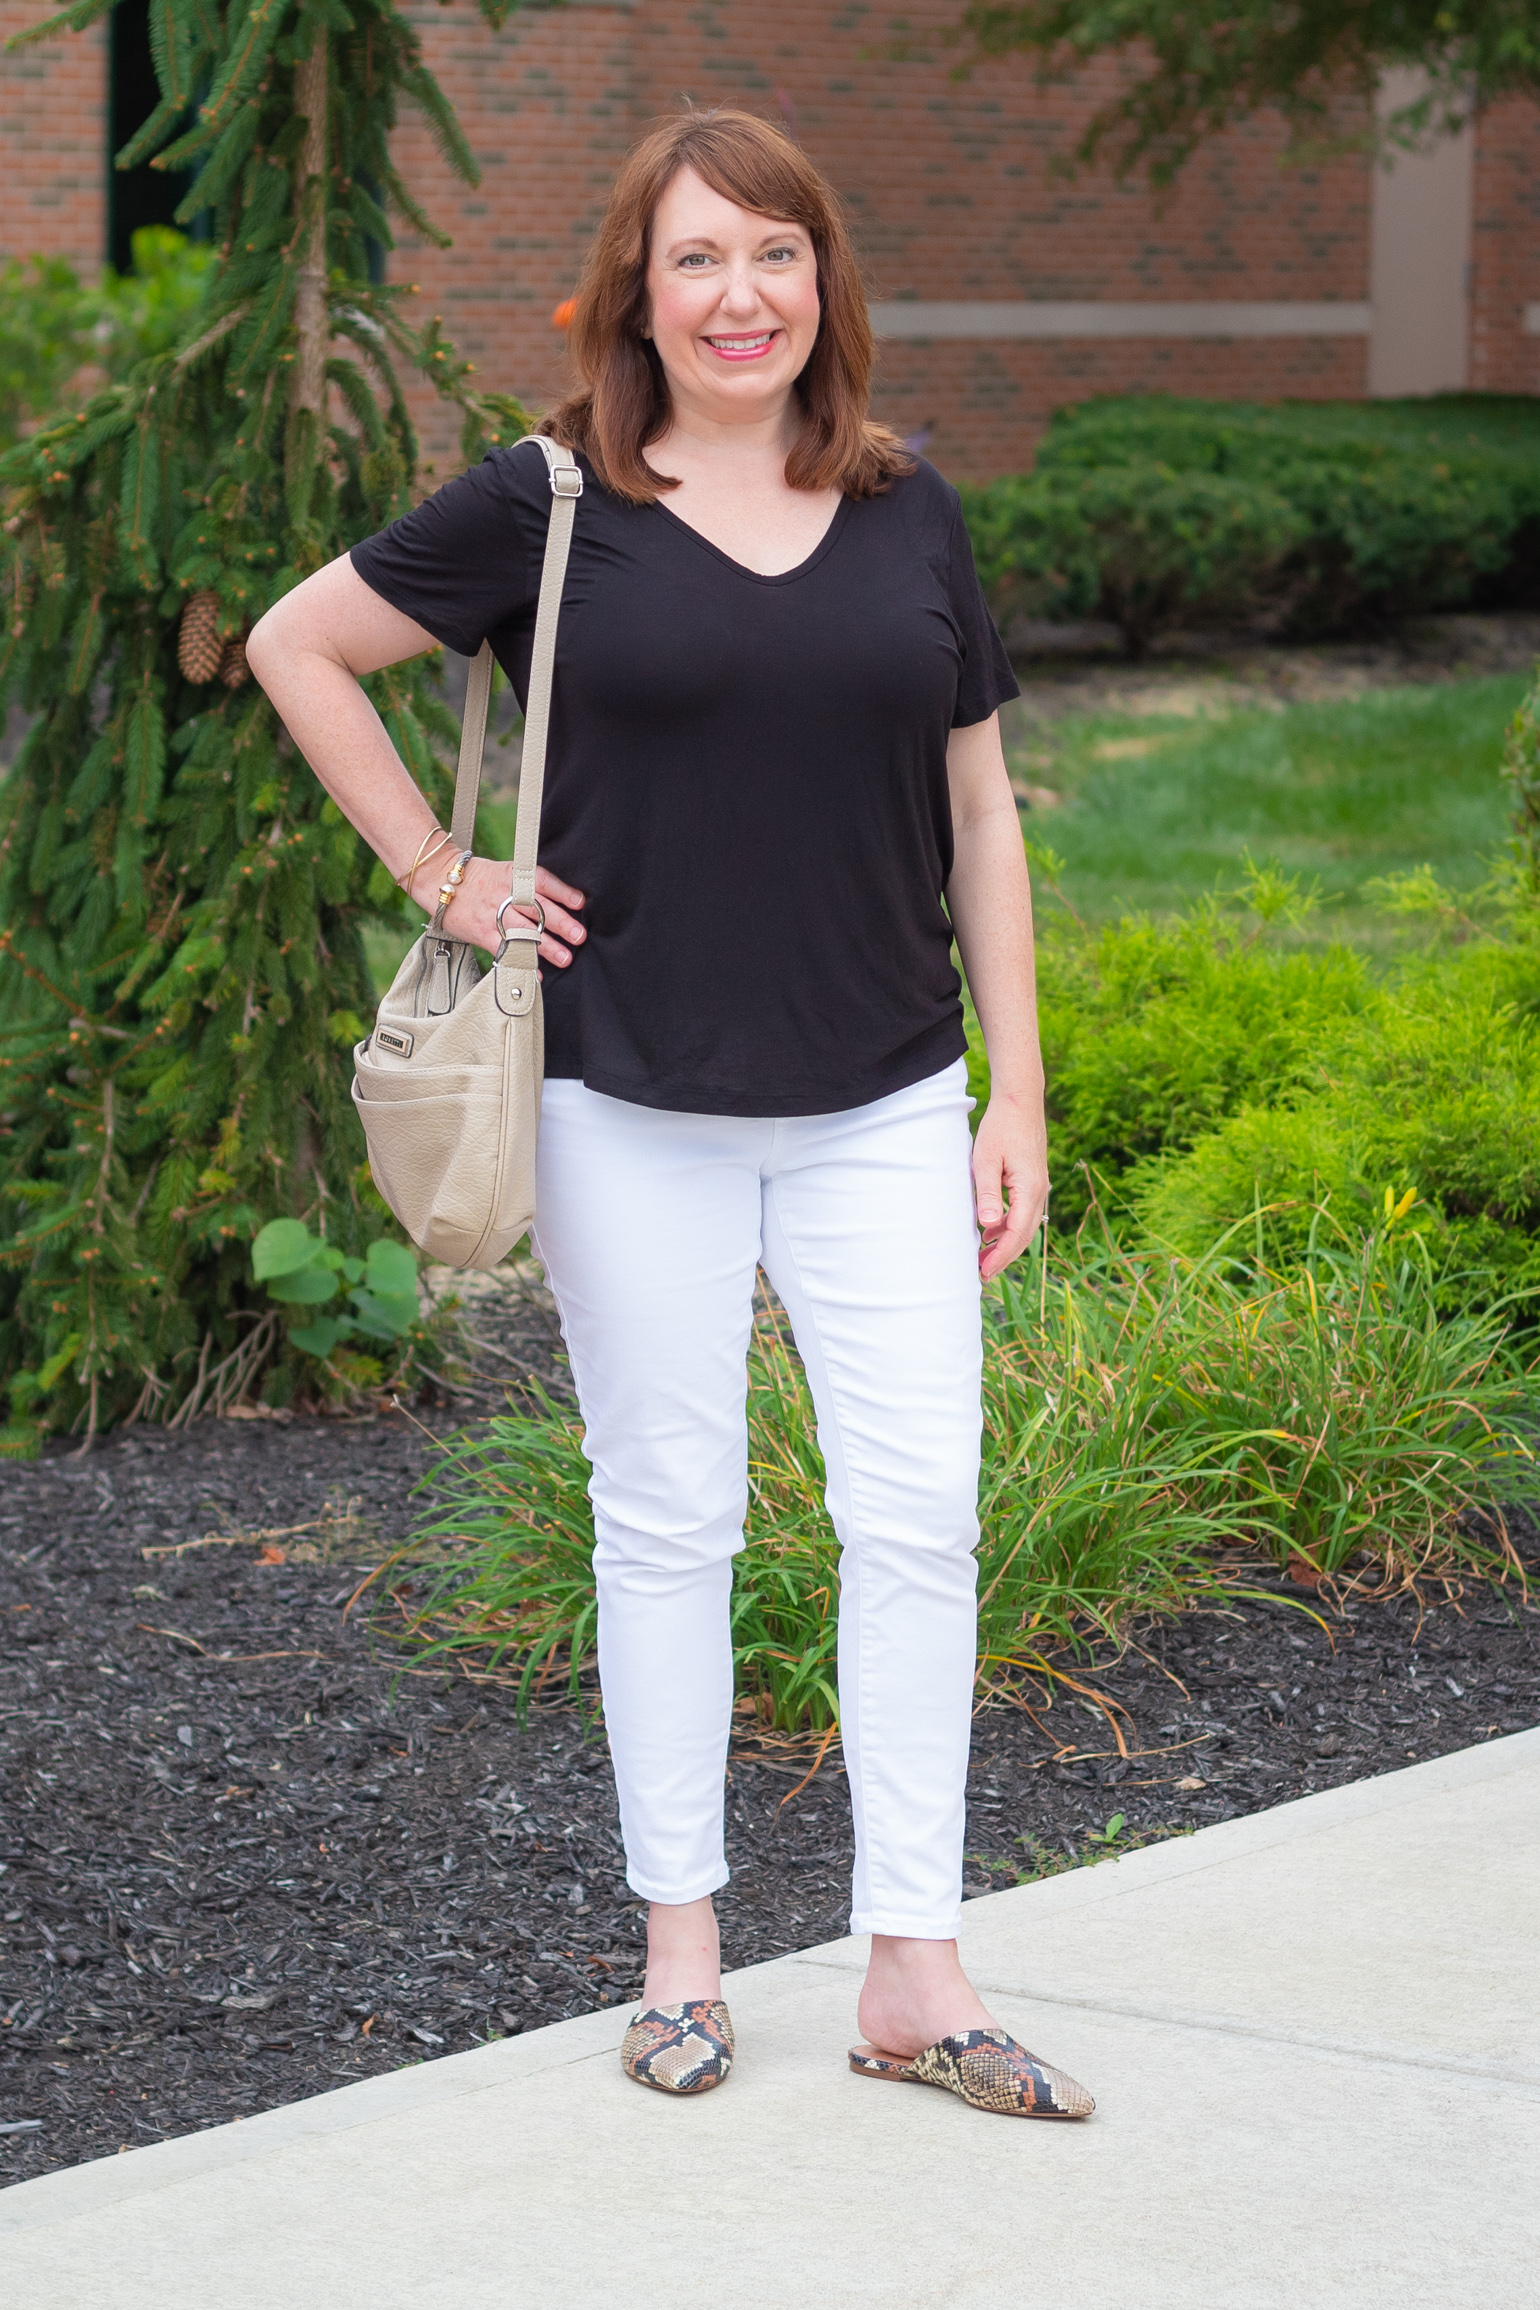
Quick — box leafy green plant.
[1028,897,1375,1225]
[0,230,219,452]
[970,1812,1187,1890]
[954,0,1540,191]
[251,1218,419,1358]
[0,254,100,452]
[961,460,1306,656]
[96,227,218,366]
[1502,667,1540,912]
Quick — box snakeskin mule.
[849,2026,1093,2118]
[620,1999,735,2095]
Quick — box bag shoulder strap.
[438,433,582,928]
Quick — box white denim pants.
[530,1057,983,1939]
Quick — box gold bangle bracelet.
[399,826,453,896]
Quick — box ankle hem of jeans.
[851,1912,964,1940]
[626,1869,731,1905]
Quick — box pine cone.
[177,590,223,683]
[218,637,250,690]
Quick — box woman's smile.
[701,327,782,362]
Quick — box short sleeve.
[946,499,1020,727]
[349,444,544,660]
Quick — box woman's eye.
[763,246,797,263]
[677,252,714,270]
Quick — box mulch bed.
[3,1335,1537,2186]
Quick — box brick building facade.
[5,0,1539,477]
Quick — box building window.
[108,0,197,272]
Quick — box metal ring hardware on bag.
[494,894,546,962]
[352,434,582,1271]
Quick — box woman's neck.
[648,388,802,477]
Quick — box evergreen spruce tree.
[0,0,527,1448]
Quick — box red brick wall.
[1470,96,1540,396]
[0,4,106,270]
[631,15,1370,301]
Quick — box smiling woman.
[550,108,908,511]
[245,105,1084,2127]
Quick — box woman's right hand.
[416,854,587,968]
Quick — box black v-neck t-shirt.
[350,440,1018,1117]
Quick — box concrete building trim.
[867,302,1373,341]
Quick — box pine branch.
[400,62,480,188]
[4,0,112,49]
[291,33,331,419]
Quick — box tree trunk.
[291,37,329,418]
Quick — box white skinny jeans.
[530,1057,983,1939]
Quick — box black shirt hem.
[547,1017,970,1119]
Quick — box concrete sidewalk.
[4,1729,1537,2310]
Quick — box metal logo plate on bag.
[374,1026,414,1058]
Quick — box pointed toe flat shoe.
[849,2026,1093,2118]
[621,1999,735,2095]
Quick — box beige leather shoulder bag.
[351,433,582,1270]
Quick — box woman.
[248,108,1092,2122]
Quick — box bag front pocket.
[352,1075,511,1268]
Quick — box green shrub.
[1132,941,1540,1301]
[389,1228,1530,1731]
[0,255,99,453]
[1503,669,1540,907]
[1033,904,1375,1224]
[963,393,1540,648]
[0,229,216,450]
[961,461,1306,657]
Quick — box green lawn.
[1006,674,1530,943]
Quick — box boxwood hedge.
[960,394,1540,655]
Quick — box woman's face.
[644,166,820,427]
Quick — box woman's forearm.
[946,714,1049,1274]
[944,725,1044,1107]
[948,806,1043,1101]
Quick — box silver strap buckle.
[494,894,545,963]
[549,463,583,499]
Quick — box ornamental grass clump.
[1079,1220,1535,1589]
[395,1225,1532,1733]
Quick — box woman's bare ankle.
[855,1934,995,2059]
[641,1894,722,2008]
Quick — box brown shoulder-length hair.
[542,108,913,504]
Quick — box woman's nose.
[715,261,762,316]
